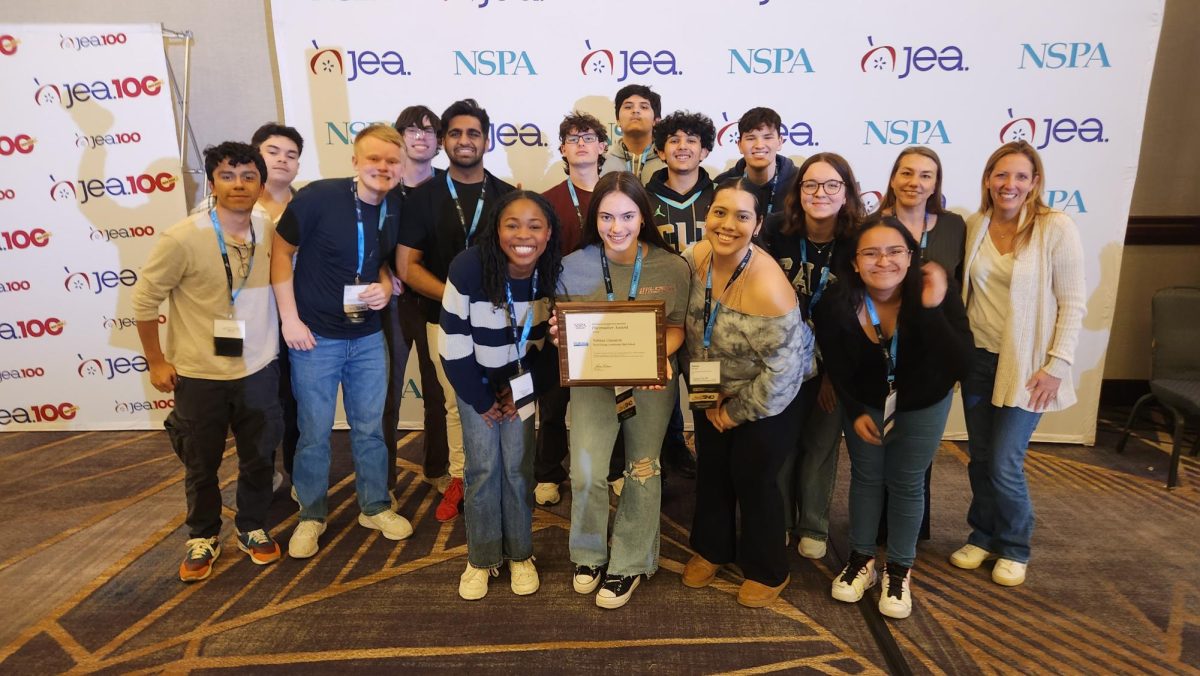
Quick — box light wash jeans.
[289,331,391,521]
[569,378,677,577]
[458,396,535,569]
[843,391,953,567]
[961,348,1042,563]
[779,376,841,542]
[427,322,466,478]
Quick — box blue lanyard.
[863,295,898,385]
[702,248,753,352]
[504,270,539,375]
[565,179,585,229]
[800,239,834,312]
[744,167,779,215]
[208,209,255,311]
[624,142,653,176]
[447,172,486,241]
[600,242,643,301]
[919,215,929,261]
[351,180,387,283]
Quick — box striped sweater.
[438,247,554,415]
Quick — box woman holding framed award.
[438,191,562,601]
[557,171,691,609]
[680,177,813,608]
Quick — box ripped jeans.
[568,378,677,577]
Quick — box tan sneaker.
[534,482,561,506]
[738,575,790,608]
[992,559,1027,586]
[459,563,498,600]
[682,554,719,588]
[950,544,996,570]
[509,557,540,595]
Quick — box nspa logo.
[0,34,20,56]
[0,366,46,382]
[90,224,156,242]
[325,120,545,149]
[580,40,681,82]
[0,280,33,294]
[309,41,410,81]
[33,75,162,109]
[999,108,1107,149]
[1046,189,1087,213]
[49,172,178,204]
[715,113,818,147]
[0,317,65,340]
[103,313,165,331]
[0,134,36,156]
[0,228,51,251]
[77,352,149,380]
[727,48,813,75]
[60,31,127,51]
[76,131,143,149]
[861,36,967,78]
[63,266,139,294]
[864,119,950,145]
[454,50,536,76]
[0,402,78,425]
[1020,42,1110,70]
[115,398,174,414]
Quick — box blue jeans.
[961,348,1042,563]
[843,391,953,567]
[289,331,391,521]
[569,380,677,577]
[779,376,841,541]
[459,396,535,569]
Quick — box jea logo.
[90,224,156,242]
[76,131,142,149]
[860,190,883,214]
[999,108,1107,149]
[115,398,175,414]
[49,172,178,204]
[59,31,127,51]
[309,41,410,82]
[715,112,818,147]
[0,228,51,251]
[0,280,33,294]
[0,402,78,425]
[454,50,537,76]
[1046,188,1088,213]
[580,40,681,82]
[63,266,139,294]
[77,352,149,379]
[324,119,545,149]
[33,75,162,109]
[0,366,46,382]
[864,119,951,145]
[103,313,165,331]
[1019,42,1110,69]
[0,317,65,340]
[727,48,813,75]
[0,134,36,156]
[0,34,20,56]
[860,36,967,78]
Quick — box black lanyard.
[702,248,753,352]
[600,243,644,301]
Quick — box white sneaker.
[288,520,326,559]
[509,557,540,595]
[573,565,604,594]
[949,544,996,570]
[798,537,827,560]
[358,509,413,541]
[534,482,561,506]
[992,558,1027,586]
[271,471,284,493]
[289,485,300,505]
[459,563,498,600]
[831,552,877,603]
[878,564,912,619]
[609,477,625,497]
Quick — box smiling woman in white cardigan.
[950,141,1085,587]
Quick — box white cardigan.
[962,207,1085,412]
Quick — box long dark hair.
[580,171,671,252]
[836,217,923,313]
[477,190,563,307]
[878,146,946,216]
[781,152,864,238]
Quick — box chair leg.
[1166,404,1185,488]
[1116,393,1155,454]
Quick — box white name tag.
[689,360,721,386]
[343,284,369,307]
[213,318,246,339]
[883,388,898,437]
[510,371,536,421]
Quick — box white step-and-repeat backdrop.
[0,24,186,431]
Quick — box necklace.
[807,238,834,255]
[990,223,1016,240]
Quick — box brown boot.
[682,554,719,588]
[737,575,790,608]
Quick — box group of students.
[132,83,1084,621]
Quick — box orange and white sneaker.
[179,536,221,582]
[236,529,281,565]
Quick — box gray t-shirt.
[558,243,690,326]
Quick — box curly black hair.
[652,110,716,152]
[476,190,563,308]
[203,141,266,184]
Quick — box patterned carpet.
[0,404,1197,674]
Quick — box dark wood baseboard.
[1126,216,1200,245]
[1100,379,1151,406]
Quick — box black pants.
[381,292,449,487]
[166,362,282,539]
[534,380,570,484]
[276,334,298,477]
[690,392,803,587]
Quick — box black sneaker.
[595,573,643,609]
[573,565,604,594]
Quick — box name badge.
[343,284,369,324]
[614,386,636,421]
[509,371,536,421]
[213,318,246,357]
[883,387,898,437]
[689,360,721,410]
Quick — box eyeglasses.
[800,180,845,196]
[564,133,599,145]
[403,126,436,139]
[856,246,911,262]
